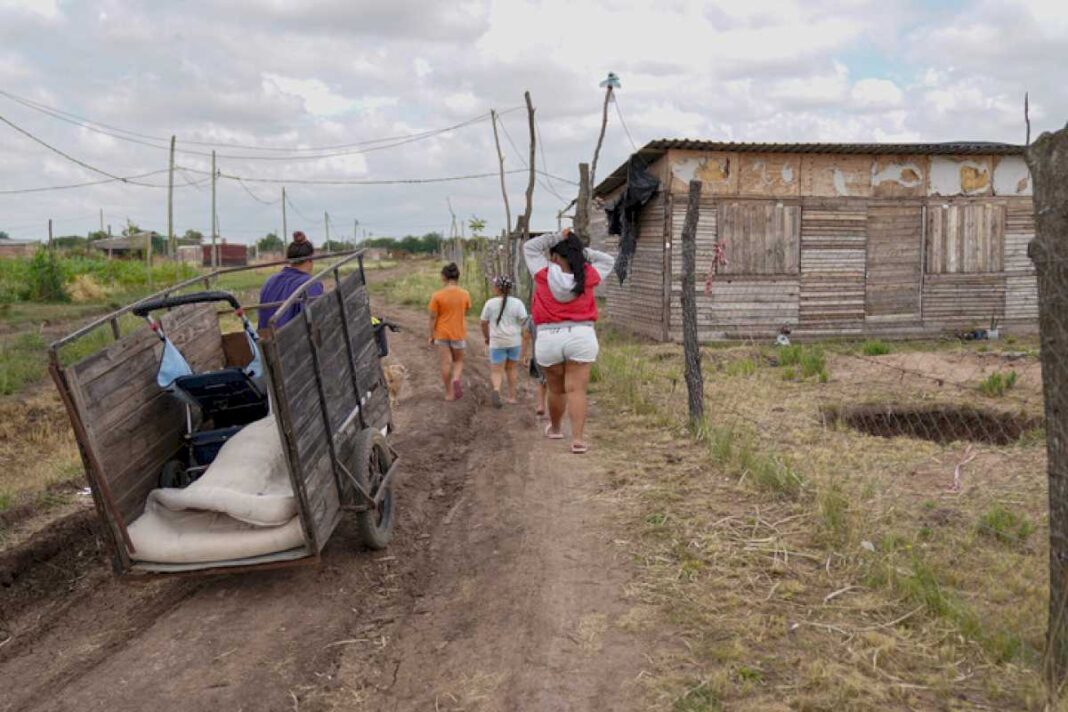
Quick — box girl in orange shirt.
[427,262,472,401]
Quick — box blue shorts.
[489,345,521,364]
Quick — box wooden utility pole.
[590,84,613,192]
[1026,127,1068,697]
[146,229,153,290]
[281,186,288,246]
[47,218,53,250]
[210,150,218,268]
[324,211,330,247]
[680,179,704,426]
[575,162,590,245]
[517,90,536,277]
[1025,92,1031,146]
[167,135,176,258]
[98,209,104,233]
[490,109,512,242]
[354,219,358,243]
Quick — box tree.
[88,230,108,241]
[323,239,355,253]
[468,216,487,238]
[257,232,284,253]
[122,223,142,237]
[0,230,9,240]
[182,229,204,244]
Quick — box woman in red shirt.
[524,228,615,454]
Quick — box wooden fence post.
[1026,127,1068,697]
[575,162,590,246]
[680,179,704,426]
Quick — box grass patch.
[724,358,757,378]
[978,506,1035,546]
[672,683,722,712]
[861,340,892,356]
[979,370,1018,397]
[0,490,12,513]
[777,344,828,382]
[0,332,47,395]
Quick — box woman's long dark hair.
[549,234,588,295]
[494,275,514,326]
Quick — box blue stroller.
[133,291,269,489]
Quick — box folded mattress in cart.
[128,414,306,564]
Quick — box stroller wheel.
[160,459,192,489]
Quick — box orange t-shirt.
[429,285,471,340]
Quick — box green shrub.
[861,340,891,356]
[977,506,1035,545]
[28,250,68,302]
[978,371,1018,397]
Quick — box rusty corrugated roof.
[594,139,1025,195]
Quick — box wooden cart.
[48,251,396,577]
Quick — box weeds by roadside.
[589,333,1048,709]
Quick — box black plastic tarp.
[604,155,660,284]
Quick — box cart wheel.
[354,429,395,550]
[159,459,191,489]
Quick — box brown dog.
[383,363,408,406]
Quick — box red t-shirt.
[531,265,601,324]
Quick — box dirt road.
[0,296,648,711]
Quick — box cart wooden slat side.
[48,250,393,577]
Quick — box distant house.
[0,239,40,258]
[90,233,152,257]
[594,139,1036,341]
[362,247,391,262]
[202,242,248,267]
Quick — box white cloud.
[261,74,358,117]
[0,0,60,20]
[851,78,904,109]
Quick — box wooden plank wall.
[603,193,666,339]
[716,201,800,275]
[799,201,867,333]
[1005,202,1038,322]
[666,196,800,340]
[865,204,922,321]
[922,274,1006,325]
[926,203,1005,274]
[65,304,224,524]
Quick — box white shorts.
[535,324,599,367]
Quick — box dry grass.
[589,331,1049,710]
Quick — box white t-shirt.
[480,296,528,348]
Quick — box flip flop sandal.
[544,424,564,440]
[571,443,590,455]
[453,380,463,400]
[491,391,503,408]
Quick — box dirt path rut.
[0,297,648,711]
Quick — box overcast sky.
[1,0,1066,245]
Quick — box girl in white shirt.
[479,275,528,408]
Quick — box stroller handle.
[133,290,242,317]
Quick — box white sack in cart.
[128,415,306,564]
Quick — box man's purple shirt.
[258,266,324,330]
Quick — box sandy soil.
[0,290,649,711]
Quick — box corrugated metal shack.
[592,140,1036,341]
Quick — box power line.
[180,164,558,186]
[284,194,314,222]
[613,94,640,152]
[0,112,169,186]
[0,168,173,195]
[235,176,279,205]
[0,88,522,159]
[497,115,571,201]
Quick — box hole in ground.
[822,404,1042,445]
